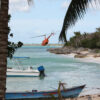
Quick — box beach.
[62,53,100,64]
[47,47,100,64]
[65,94,100,100]
[68,88,100,100]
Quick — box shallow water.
[7,46,100,92]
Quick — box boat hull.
[7,69,39,77]
[6,85,85,100]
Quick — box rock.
[74,54,87,58]
[93,54,100,58]
[47,47,100,58]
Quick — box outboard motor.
[38,66,45,77]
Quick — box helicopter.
[32,33,54,46]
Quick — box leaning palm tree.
[0,0,33,99]
[59,0,99,43]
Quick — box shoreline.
[47,47,100,64]
[62,53,100,64]
[23,44,63,46]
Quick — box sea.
[7,46,100,94]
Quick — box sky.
[9,0,100,44]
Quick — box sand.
[65,94,100,100]
[62,53,100,64]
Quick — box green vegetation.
[8,41,23,58]
[65,27,100,49]
[8,15,23,59]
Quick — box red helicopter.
[32,33,54,46]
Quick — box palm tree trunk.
[0,0,9,99]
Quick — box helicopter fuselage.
[42,38,49,46]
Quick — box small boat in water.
[7,56,45,77]
[7,66,45,77]
[7,67,39,77]
[6,85,85,100]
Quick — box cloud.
[61,0,71,9]
[88,0,100,10]
[9,0,31,12]
[62,0,100,10]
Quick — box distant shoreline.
[23,44,63,46]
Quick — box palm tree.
[0,0,9,99]
[0,0,32,99]
[59,0,99,42]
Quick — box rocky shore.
[47,46,100,63]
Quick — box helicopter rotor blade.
[31,33,55,38]
[32,35,46,38]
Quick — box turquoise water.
[7,46,100,92]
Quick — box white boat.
[7,67,39,77]
[7,57,40,77]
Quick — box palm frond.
[59,0,95,42]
